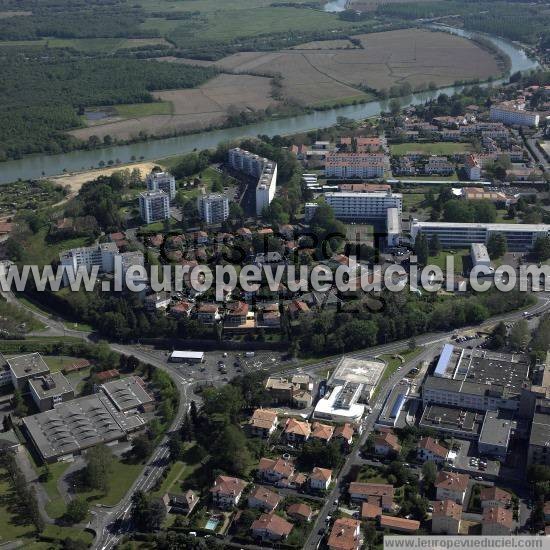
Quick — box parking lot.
[448,439,501,479]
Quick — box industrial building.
[470,243,491,269]
[419,404,484,440]
[410,220,550,252]
[23,393,146,463]
[478,410,514,460]
[100,376,154,413]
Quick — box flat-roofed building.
[419,404,484,441]
[59,242,119,286]
[321,191,402,223]
[313,383,365,423]
[146,170,176,200]
[470,243,490,269]
[331,357,385,399]
[100,376,154,413]
[411,220,550,252]
[8,352,50,390]
[29,372,74,412]
[528,412,550,466]
[325,152,386,179]
[386,207,401,247]
[377,380,410,427]
[197,193,229,224]
[22,393,146,462]
[490,101,539,128]
[139,190,170,224]
[478,410,513,459]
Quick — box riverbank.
[0,27,539,185]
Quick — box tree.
[486,232,507,259]
[389,98,401,116]
[489,321,507,350]
[81,445,114,491]
[130,434,153,462]
[533,236,550,262]
[65,497,89,524]
[131,490,166,532]
[212,425,253,476]
[11,389,27,417]
[428,234,441,256]
[509,319,530,350]
[421,461,437,491]
[414,233,429,265]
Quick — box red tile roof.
[327,518,360,550]
[483,506,513,529]
[435,471,469,493]
[251,512,293,537]
[432,500,462,520]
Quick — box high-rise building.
[197,193,230,224]
[324,152,387,179]
[146,170,176,199]
[490,101,539,128]
[228,148,277,216]
[139,190,170,224]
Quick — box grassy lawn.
[0,471,36,543]
[373,348,422,399]
[429,248,471,273]
[43,462,72,519]
[114,101,173,118]
[391,142,472,156]
[314,92,374,108]
[42,355,85,373]
[41,524,94,546]
[494,209,516,224]
[18,228,91,266]
[153,443,201,497]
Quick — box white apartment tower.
[139,190,170,224]
[490,101,539,128]
[146,170,176,200]
[197,193,230,224]
[228,148,277,216]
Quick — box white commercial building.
[490,102,539,128]
[197,193,229,224]
[470,243,491,268]
[139,190,170,224]
[228,148,277,216]
[321,191,402,222]
[386,207,401,247]
[60,243,145,287]
[146,170,176,200]
[464,154,481,180]
[410,220,550,252]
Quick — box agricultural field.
[70,73,277,141]
[349,0,440,11]
[211,28,500,103]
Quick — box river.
[0,26,539,185]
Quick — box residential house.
[287,502,313,522]
[196,303,220,325]
[361,502,382,520]
[257,457,295,485]
[162,490,199,516]
[379,516,420,533]
[210,475,247,509]
[247,486,282,512]
[309,467,332,491]
[144,292,171,313]
[417,437,448,464]
[251,512,293,542]
[327,518,361,550]
[435,471,469,505]
[236,227,252,239]
[311,422,334,443]
[480,487,512,509]
[284,418,311,443]
[224,301,249,327]
[374,431,401,457]
[481,506,513,536]
[334,424,354,448]
[170,301,194,318]
[288,300,310,319]
[348,483,395,511]
[431,500,462,535]
[249,409,279,438]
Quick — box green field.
[0,37,168,53]
[373,348,422,399]
[42,355,85,373]
[391,142,473,156]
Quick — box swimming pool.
[205,518,219,531]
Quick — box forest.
[0,54,217,160]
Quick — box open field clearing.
[137,0,324,12]
[292,39,360,50]
[0,36,171,52]
[350,0,441,11]
[70,73,276,141]
[50,162,158,194]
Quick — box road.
[3,289,550,549]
